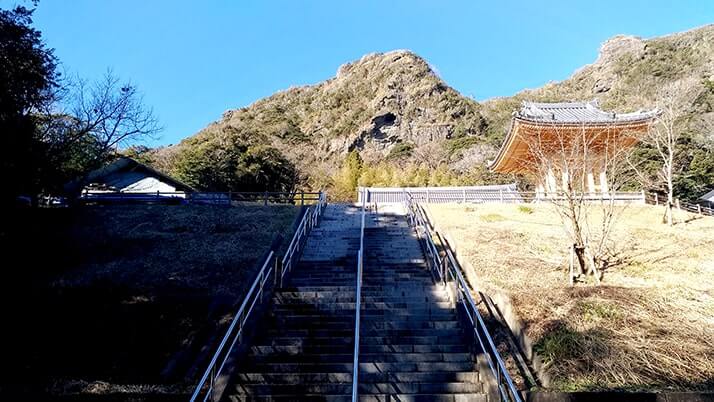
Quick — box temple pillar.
[599,171,609,195]
[587,172,596,194]
[546,168,558,195]
[561,170,569,192]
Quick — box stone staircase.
[223,204,485,401]
[358,211,485,401]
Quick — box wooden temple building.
[490,100,659,198]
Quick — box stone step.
[268,312,458,320]
[270,301,454,309]
[281,285,442,292]
[359,394,487,402]
[248,353,472,364]
[228,395,486,402]
[359,382,482,394]
[359,362,476,373]
[249,344,469,355]
[272,295,451,303]
[241,362,353,373]
[230,383,351,395]
[360,371,479,384]
[260,335,470,347]
[230,382,482,396]
[234,372,352,384]
[274,292,449,300]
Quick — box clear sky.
[13,0,714,146]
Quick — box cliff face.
[164,50,491,182]
[161,25,714,197]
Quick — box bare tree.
[520,124,636,284]
[636,80,695,226]
[36,71,161,194]
[69,71,160,156]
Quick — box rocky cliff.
[158,25,714,199]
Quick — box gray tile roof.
[516,100,659,123]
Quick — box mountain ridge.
[153,24,714,200]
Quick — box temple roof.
[516,100,659,124]
[489,100,659,174]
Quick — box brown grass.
[0,204,298,396]
[54,204,298,297]
[428,203,714,391]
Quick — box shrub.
[517,205,534,214]
[480,213,505,222]
[387,142,414,160]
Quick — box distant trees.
[330,150,363,201]
[171,136,298,193]
[1,5,160,202]
[632,79,699,225]
[40,71,161,195]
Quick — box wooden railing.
[644,192,714,217]
[79,190,323,206]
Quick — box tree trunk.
[666,177,674,227]
[573,245,587,276]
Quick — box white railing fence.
[189,192,327,402]
[404,193,523,402]
[359,186,645,205]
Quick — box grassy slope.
[0,204,298,395]
[428,203,714,391]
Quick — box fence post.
[462,189,466,203]
[655,193,658,206]
[641,190,646,205]
[426,188,430,203]
[676,198,681,211]
[264,191,268,206]
[698,204,702,216]
[301,192,305,206]
[499,189,504,203]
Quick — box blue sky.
[15,1,714,146]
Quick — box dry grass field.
[428,203,714,391]
[0,204,298,398]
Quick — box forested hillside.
[155,25,714,201]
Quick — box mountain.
[154,25,714,200]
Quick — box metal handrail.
[189,251,275,402]
[352,197,366,401]
[190,191,327,402]
[279,192,327,286]
[403,193,523,402]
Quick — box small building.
[490,100,658,198]
[699,189,714,208]
[71,157,194,202]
